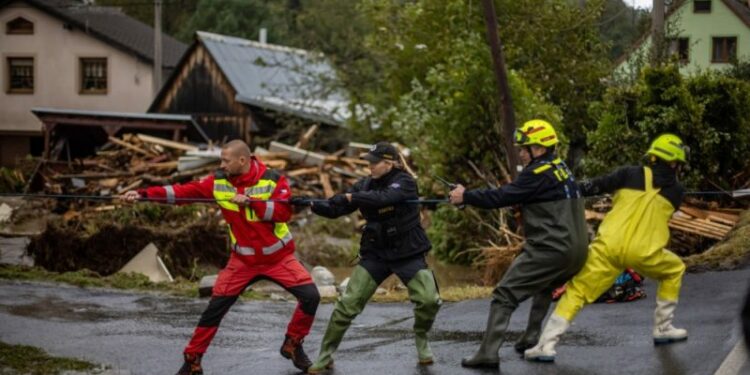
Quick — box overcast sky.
[631,0,653,9]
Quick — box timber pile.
[31,128,383,200]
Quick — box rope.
[0,193,449,205]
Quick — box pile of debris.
[29,129,390,201]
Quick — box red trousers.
[184,253,320,354]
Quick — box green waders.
[407,269,442,364]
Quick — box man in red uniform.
[122,140,319,374]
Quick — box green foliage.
[0,341,96,374]
[97,0,200,41]
[586,64,750,190]
[176,0,299,44]
[0,167,25,193]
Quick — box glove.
[329,194,349,206]
[290,196,313,207]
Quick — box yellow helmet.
[514,119,559,147]
[646,133,687,163]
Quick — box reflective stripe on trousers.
[232,231,293,256]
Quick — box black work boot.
[280,335,312,371]
[461,302,513,368]
[515,292,553,353]
[176,353,203,375]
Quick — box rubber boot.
[407,269,442,365]
[280,335,312,371]
[307,266,378,374]
[515,292,552,353]
[653,299,688,345]
[461,301,513,368]
[176,353,202,375]
[524,313,570,362]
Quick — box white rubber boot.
[653,298,687,345]
[524,313,570,362]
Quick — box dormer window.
[6,17,34,34]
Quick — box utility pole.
[480,0,520,178]
[153,0,163,96]
[651,0,665,65]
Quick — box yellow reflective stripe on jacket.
[214,174,292,256]
[213,179,239,212]
[533,158,569,181]
[245,178,277,222]
[533,164,552,174]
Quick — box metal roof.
[31,107,209,141]
[196,31,349,126]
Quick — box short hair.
[223,140,252,158]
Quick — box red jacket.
[138,157,294,264]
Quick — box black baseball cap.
[362,141,399,163]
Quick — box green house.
[616,0,750,78]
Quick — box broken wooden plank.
[136,133,198,152]
[337,157,370,166]
[347,142,372,157]
[255,152,290,160]
[53,171,134,180]
[331,167,361,179]
[117,179,143,194]
[319,172,334,198]
[287,167,320,177]
[264,160,288,169]
[107,136,154,156]
[294,124,319,149]
[269,141,326,166]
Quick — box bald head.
[220,140,252,176]
[223,140,252,158]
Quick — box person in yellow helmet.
[450,119,589,368]
[525,133,689,363]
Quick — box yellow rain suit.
[556,166,686,321]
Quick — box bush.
[585,65,750,191]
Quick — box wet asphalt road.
[0,268,749,375]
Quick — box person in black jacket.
[449,119,589,368]
[293,142,441,373]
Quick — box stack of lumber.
[669,206,739,240]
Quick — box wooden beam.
[107,136,155,156]
[319,172,334,198]
[294,124,319,149]
[136,133,198,151]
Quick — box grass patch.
[0,265,198,297]
[684,209,750,272]
[0,265,272,301]
[0,341,97,374]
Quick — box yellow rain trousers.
[555,167,686,321]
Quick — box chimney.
[259,28,267,44]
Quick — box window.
[7,57,34,93]
[694,0,711,13]
[712,37,737,63]
[668,38,689,64]
[6,17,33,34]
[80,58,107,94]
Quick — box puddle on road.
[5,297,110,322]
